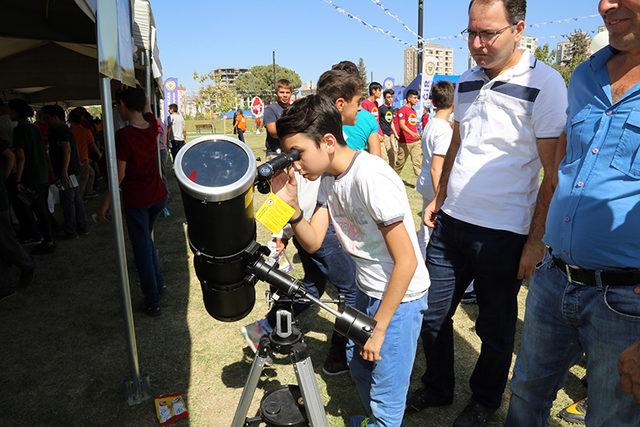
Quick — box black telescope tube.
[256,150,300,181]
[250,258,376,347]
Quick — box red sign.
[251,96,264,117]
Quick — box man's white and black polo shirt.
[443,49,568,235]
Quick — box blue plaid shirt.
[546,47,640,269]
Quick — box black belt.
[552,256,640,287]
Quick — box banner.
[96,0,136,86]
[383,77,395,90]
[419,56,437,119]
[163,78,179,123]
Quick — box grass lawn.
[0,127,585,426]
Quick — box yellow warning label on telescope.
[255,193,296,234]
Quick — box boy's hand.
[424,198,442,229]
[271,168,299,208]
[360,327,386,362]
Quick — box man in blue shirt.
[506,2,640,425]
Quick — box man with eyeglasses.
[406,0,567,425]
[505,1,640,425]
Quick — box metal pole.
[272,50,276,94]
[99,77,150,406]
[417,0,424,74]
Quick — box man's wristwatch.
[288,210,304,225]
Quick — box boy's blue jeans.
[346,290,427,427]
[506,252,640,427]
[124,198,166,306]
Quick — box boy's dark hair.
[468,0,526,23]
[237,108,243,114]
[406,89,419,100]
[276,79,292,91]
[68,107,85,124]
[331,60,359,77]
[316,70,363,103]
[369,82,382,95]
[117,86,146,113]
[383,89,395,98]
[169,103,178,112]
[431,81,455,109]
[41,104,66,121]
[8,98,34,119]
[276,94,346,147]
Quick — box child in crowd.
[273,94,429,426]
[395,89,422,176]
[97,87,168,317]
[416,81,455,259]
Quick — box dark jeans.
[124,198,166,305]
[421,212,527,409]
[60,185,87,235]
[170,140,185,162]
[13,184,53,242]
[236,129,245,143]
[0,209,34,289]
[260,224,357,350]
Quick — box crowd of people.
[241,0,640,426]
[2,0,640,425]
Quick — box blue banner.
[163,77,179,123]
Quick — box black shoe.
[405,387,453,414]
[31,241,56,255]
[461,290,477,305]
[18,267,35,288]
[559,398,587,425]
[0,287,16,301]
[322,349,349,376]
[453,400,495,427]
[19,235,43,245]
[144,303,161,317]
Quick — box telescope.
[173,135,375,347]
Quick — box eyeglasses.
[460,24,515,45]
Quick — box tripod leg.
[232,340,270,427]
[293,355,329,427]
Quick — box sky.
[153,0,604,91]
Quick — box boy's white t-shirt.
[318,151,430,302]
[170,113,185,141]
[416,117,453,201]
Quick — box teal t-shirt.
[343,109,379,151]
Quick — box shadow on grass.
[0,174,192,424]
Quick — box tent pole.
[100,76,151,406]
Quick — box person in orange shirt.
[69,108,101,198]
[234,109,247,143]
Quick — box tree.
[357,57,368,96]
[534,43,556,66]
[234,65,301,102]
[555,30,591,84]
[193,71,238,117]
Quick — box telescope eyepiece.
[256,150,300,181]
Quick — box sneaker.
[142,303,161,317]
[18,267,35,288]
[345,415,369,427]
[31,241,56,255]
[322,349,349,376]
[405,387,453,414]
[240,321,267,353]
[0,287,16,302]
[453,400,495,427]
[19,235,43,245]
[461,290,477,305]
[559,398,587,425]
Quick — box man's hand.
[271,167,299,209]
[423,198,442,229]
[517,239,546,280]
[619,338,640,403]
[360,326,386,362]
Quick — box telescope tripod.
[232,306,328,427]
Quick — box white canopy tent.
[1,0,164,405]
